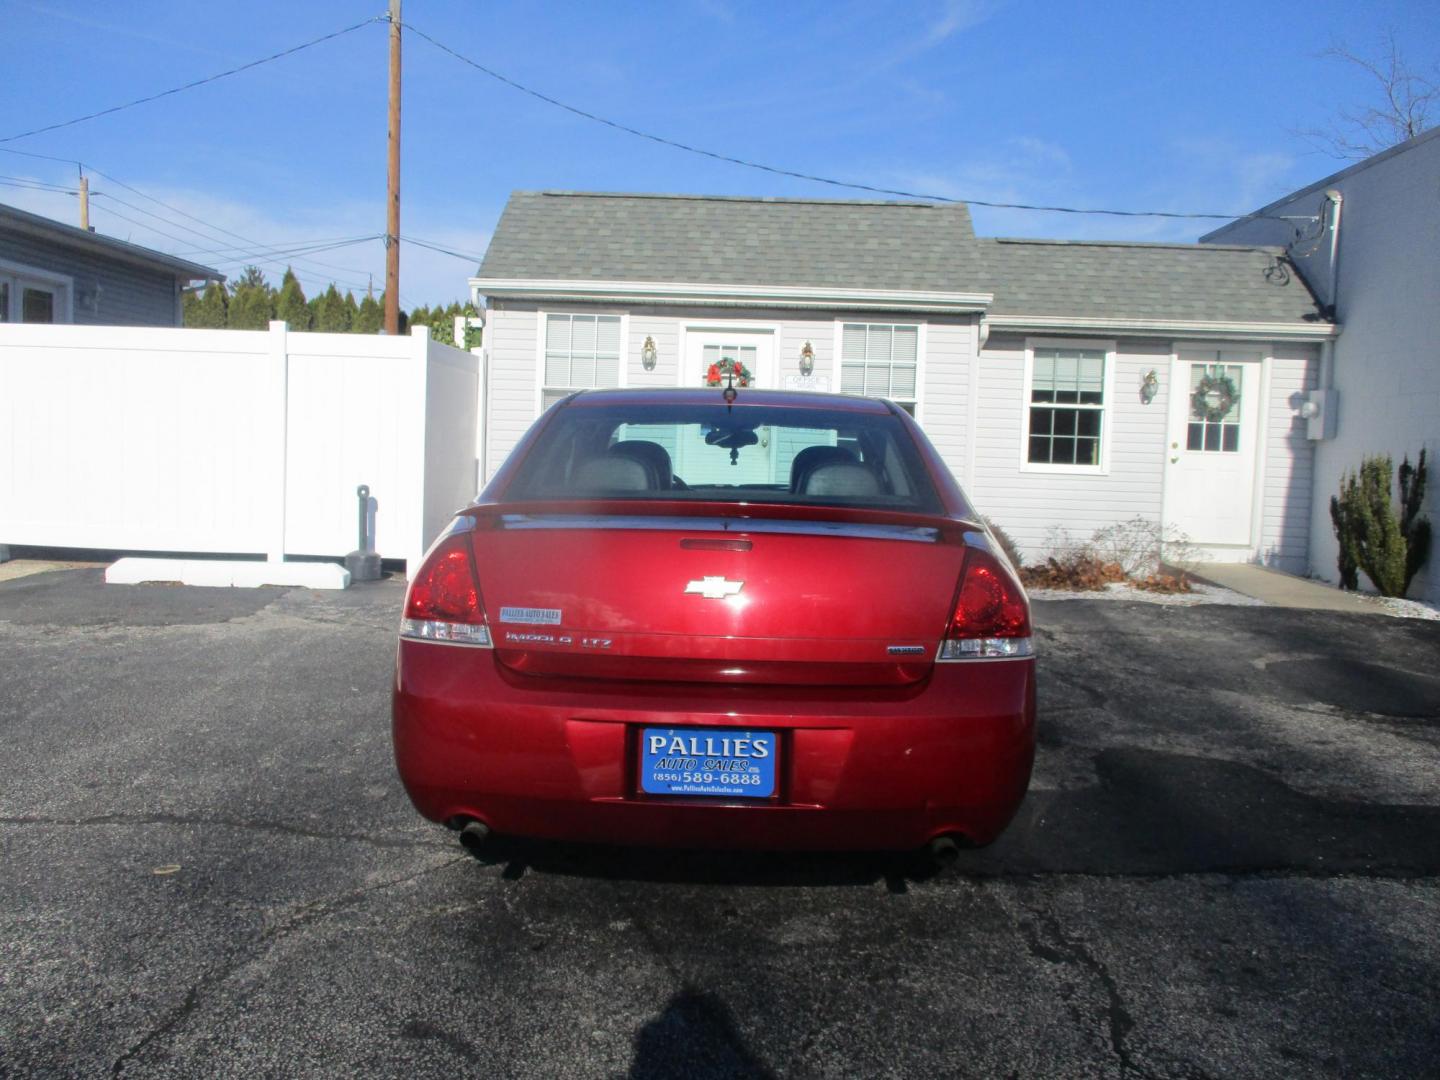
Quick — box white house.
[471,190,1337,573]
[1203,127,1440,602]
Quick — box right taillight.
[938,547,1033,661]
[400,531,492,647]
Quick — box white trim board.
[475,277,993,314]
[987,314,1339,342]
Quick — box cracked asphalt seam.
[108,854,469,1078]
[0,813,453,852]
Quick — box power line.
[90,189,378,290]
[0,176,79,194]
[404,21,1250,222]
[0,16,386,145]
[0,146,85,167]
[402,235,487,263]
[84,167,378,283]
[0,147,377,289]
[167,233,381,259]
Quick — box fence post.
[407,326,431,576]
[268,320,289,563]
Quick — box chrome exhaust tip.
[927,835,962,867]
[458,820,492,855]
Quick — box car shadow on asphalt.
[455,746,1440,888]
[460,833,946,892]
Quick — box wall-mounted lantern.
[799,340,815,376]
[640,336,658,371]
[1140,369,1159,405]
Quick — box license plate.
[640,727,777,799]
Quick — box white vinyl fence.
[0,321,479,574]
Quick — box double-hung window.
[1026,344,1109,468]
[542,313,621,408]
[840,323,919,415]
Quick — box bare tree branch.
[1294,30,1439,160]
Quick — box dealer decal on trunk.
[499,606,562,625]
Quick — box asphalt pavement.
[1,569,1438,1079]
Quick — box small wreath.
[1191,374,1238,423]
[705,357,751,388]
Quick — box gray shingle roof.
[981,238,1325,325]
[0,201,223,281]
[475,190,1330,327]
[477,191,983,292]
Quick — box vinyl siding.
[0,227,182,325]
[1258,345,1318,572]
[918,319,973,475]
[482,300,979,483]
[483,306,541,482]
[970,334,1169,558]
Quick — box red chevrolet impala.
[392,388,1035,855]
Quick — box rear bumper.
[392,642,1035,851]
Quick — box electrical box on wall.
[1303,389,1338,440]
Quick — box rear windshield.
[505,401,942,512]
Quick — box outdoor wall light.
[1299,400,1320,420]
[1140,369,1159,404]
[799,340,816,376]
[641,336,658,371]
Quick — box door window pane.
[1187,363,1243,454]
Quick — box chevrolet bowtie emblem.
[684,576,744,600]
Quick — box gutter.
[983,314,1340,343]
[471,277,993,315]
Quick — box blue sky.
[3,0,1437,306]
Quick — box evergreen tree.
[314,284,351,333]
[354,293,382,334]
[182,289,201,327]
[188,281,229,328]
[343,291,359,329]
[227,266,274,330]
[274,268,311,331]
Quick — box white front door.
[683,328,774,390]
[679,328,776,484]
[1162,349,1262,552]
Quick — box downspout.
[1317,190,1342,397]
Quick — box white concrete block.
[105,558,351,590]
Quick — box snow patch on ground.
[1026,582,1266,606]
[1367,595,1440,621]
[1026,579,1440,619]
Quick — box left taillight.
[400,529,492,647]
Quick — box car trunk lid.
[469,506,967,686]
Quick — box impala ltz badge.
[684,576,744,600]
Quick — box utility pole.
[384,0,402,335]
[78,173,90,231]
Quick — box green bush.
[981,517,1024,569]
[1330,449,1429,597]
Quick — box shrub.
[1018,553,1126,591]
[1017,518,1194,593]
[1331,449,1430,597]
[981,517,1024,569]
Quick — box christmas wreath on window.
[1191,373,1239,423]
[705,356,752,388]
